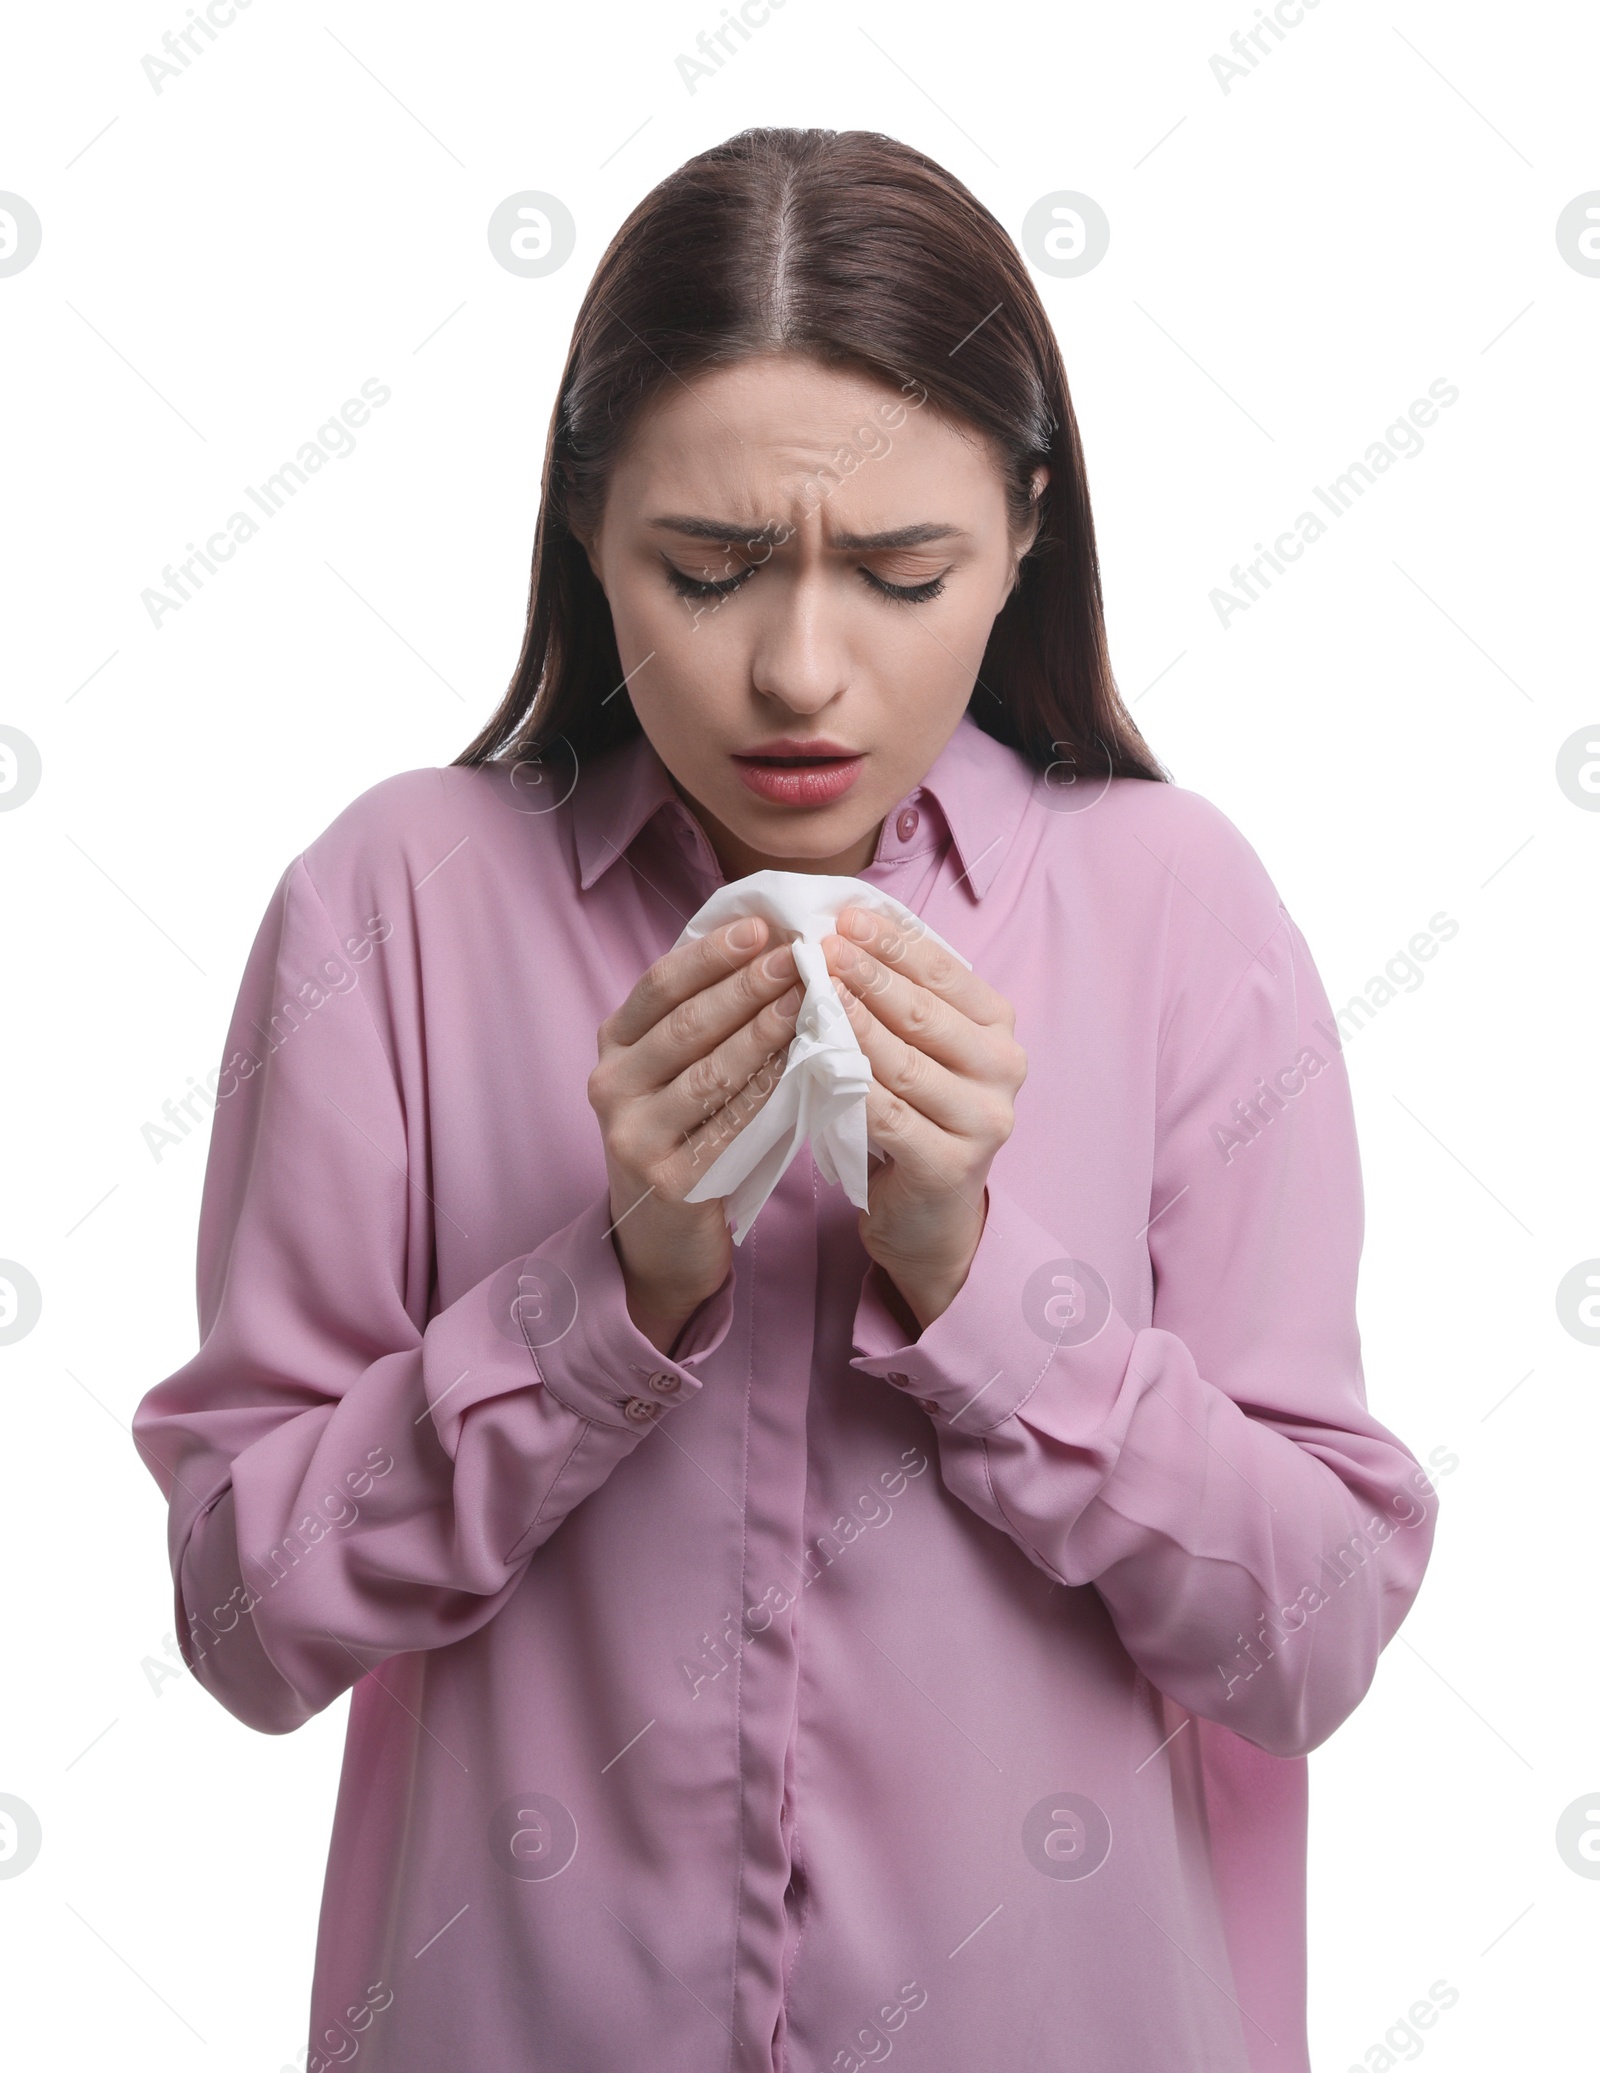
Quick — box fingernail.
[775,985,801,1019]
[728,916,763,949]
[760,945,794,981]
[841,907,875,942]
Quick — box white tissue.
[673,871,970,1245]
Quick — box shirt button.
[916,1397,940,1416]
[623,1397,660,1423]
[886,1371,911,1388]
[646,1370,680,1396]
[895,807,920,843]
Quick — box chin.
[738,807,875,856]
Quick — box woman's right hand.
[588,915,801,1353]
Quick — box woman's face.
[580,352,1045,879]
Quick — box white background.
[2,1,1596,2066]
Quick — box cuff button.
[623,1397,660,1423]
[915,1397,939,1415]
[886,1371,911,1387]
[646,1371,681,1396]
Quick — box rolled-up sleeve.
[132,855,733,1736]
[851,903,1439,1760]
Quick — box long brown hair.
[454,127,1167,787]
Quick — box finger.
[835,983,997,1141]
[604,916,785,1051]
[652,981,803,1144]
[825,932,998,1083]
[667,1024,795,1195]
[835,906,1014,1030]
[843,1009,990,1218]
[608,931,799,1086]
[622,938,800,1099]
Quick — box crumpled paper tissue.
[672,871,970,1245]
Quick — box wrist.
[621,1266,701,1351]
[873,1190,989,1334]
[898,1268,967,1334]
[870,1255,966,1335]
[609,1223,723,1356]
[868,1262,923,1341]
[620,1262,726,1356]
[626,1293,699,1357]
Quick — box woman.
[133,127,1438,2071]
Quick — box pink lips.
[732,741,865,808]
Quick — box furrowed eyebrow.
[647,516,967,551]
[647,516,783,547]
[830,523,967,550]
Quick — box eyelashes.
[662,560,948,606]
[861,569,948,604]
[662,563,753,603]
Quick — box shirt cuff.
[849,1178,1138,1438]
[428,1191,735,1447]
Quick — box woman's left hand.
[823,906,1028,1335]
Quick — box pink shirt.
[132,713,1438,2072]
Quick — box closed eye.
[859,568,947,603]
[661,557,756,601]
[662,559,948,605]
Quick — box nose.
[747,566,851,716]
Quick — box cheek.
[875,567,1005,699]
[596,540,734,691]
[940,567,1008,645]
[617,582,750,743]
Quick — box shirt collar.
[569,712,1030,901]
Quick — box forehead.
[609,353,1003,519]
